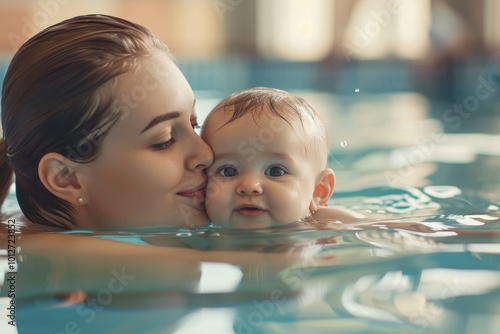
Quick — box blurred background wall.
[0,0,499,194]
[0,0,498,97]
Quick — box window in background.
[342,0,430,60]
[484,0,500,51]
[393,0,430,58]
[256,0,335,61]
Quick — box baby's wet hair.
[209,87,329,168]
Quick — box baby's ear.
[309,168,335,213]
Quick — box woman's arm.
[10,233,300,301]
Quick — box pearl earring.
[77,197,83,204]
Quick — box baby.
[201,87,363,229]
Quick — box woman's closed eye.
[150,138,176,151]
[149,119,196,151]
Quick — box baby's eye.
[265,166,286,177]
[217,166,238,177]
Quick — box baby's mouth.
[235,205,266,218]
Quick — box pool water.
[1,186,498,334]
[1,92,499,334]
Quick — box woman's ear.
[309,168,335,213]
[38,153,84,204]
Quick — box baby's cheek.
[273,188,309,222]
[205,179,220,203]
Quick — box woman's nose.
[236,173,263,196]
[189,133,214,170]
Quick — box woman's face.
[77,51,213,229]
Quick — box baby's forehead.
[220,106,318,143]
[207,104,320,149]
[204,99,327,169]
[209,103,307,127]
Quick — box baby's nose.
[236,174,263,196]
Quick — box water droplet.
[340,140,348,147]
[354,88,360,93]
[176,232,192,237]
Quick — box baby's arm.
[312,206,366,221]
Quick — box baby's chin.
[207,211,302,229]
[226,219,285,230]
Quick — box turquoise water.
[2,188,499,334]
[1,92,499,334]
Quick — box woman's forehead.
[102,56,193,136]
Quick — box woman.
[0,14,303,311]
[1,14,212,229]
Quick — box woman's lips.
[235,205,266,218]
[177,182,206,199]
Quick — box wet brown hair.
[205,87,329,167]
[0,14,170,228]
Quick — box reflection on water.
[1,187,498,334]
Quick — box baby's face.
[201,109,320,229]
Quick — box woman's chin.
[182,210,211,228]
